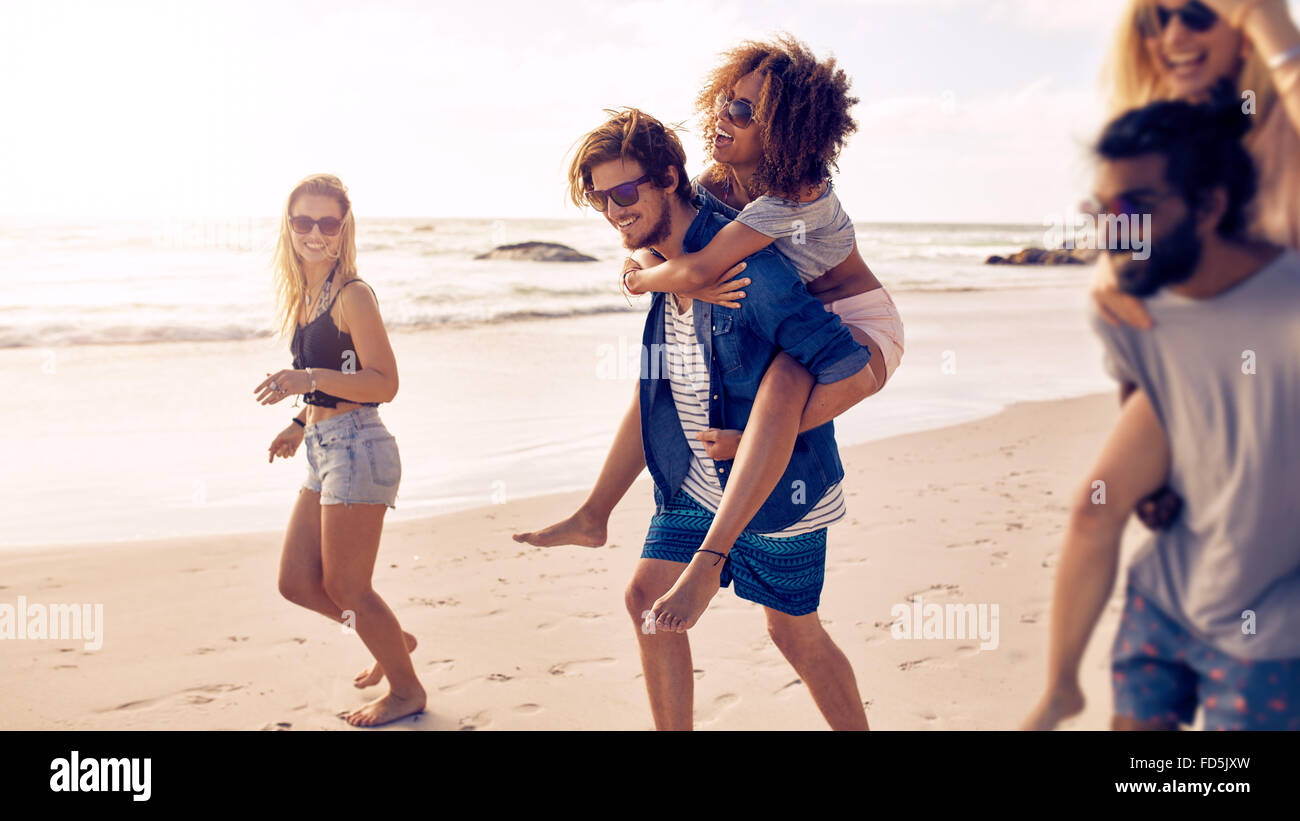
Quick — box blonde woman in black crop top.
[254,173,423,728]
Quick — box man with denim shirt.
[514,109,872,730]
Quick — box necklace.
[303,264,338,324]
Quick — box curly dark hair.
[696,35,859,201]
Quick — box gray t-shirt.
[1091,249,1300,659]
[733,183,855,284]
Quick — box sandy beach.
[0,390,1157,731]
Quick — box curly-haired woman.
[624,36,903,632]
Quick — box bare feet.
[697,428,742,462]
[354,631,418,689]
[343,688,427,728]
[512,507,607,547]
[1020,683,1085,731]
[651,553,725,633]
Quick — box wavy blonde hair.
[1104,0,1279,138]
[271,173,358,339]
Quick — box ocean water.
[0,217,1072,349]
[1,217,1111,549]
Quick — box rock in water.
[475,242,597,262]
[986,247,1100,265]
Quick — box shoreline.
[0,390,1111,560]
[2,284,1112,551]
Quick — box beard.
[623,201,672,251]
[1114,211,1201,298]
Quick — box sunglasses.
[585,175,652,212]
[1138,1,1219,36]
[289,215,345,236]
[715,94,758,129]
[1081,191,1176,220]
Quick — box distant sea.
[0,217,1071,349]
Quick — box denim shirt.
[638,190,872,533]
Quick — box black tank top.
[290,268,380,408]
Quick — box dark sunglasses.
[584,175,652,212]
[1139,1,1219,36]
[289,215,345,236]
[1081,191,1176,219]
[715,94,758,129]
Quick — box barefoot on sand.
[651,554,724,633]
[354,631,419,689]
[343,690,427,728]
[512,509,606,547]
[1020,684,1085,731]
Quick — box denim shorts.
[302,406,401,508]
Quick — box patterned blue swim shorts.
[641,489,827,617]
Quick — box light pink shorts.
[825,288,905,382]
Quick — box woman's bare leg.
[321,502,426,727]
[277,489,415,689]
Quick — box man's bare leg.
[624,558,696,729]
[1112,716,1179,731]
[514,383,645,547]
[652,332,881,633]
[765,607,870,730]
[1021,390,1170,731]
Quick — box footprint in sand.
[945,538,993,549]
[547,658,616,676]
[904,583,962,600]
[410,596,460,608]
[1019,610,1042,624]
[260,721,292,731]
[776,679,803,694]
[898,657,934,671]
[695,693,740,725]
[513,703,542,715]
[458,710,492,730]
[99,683,244,713]
[426,658,455,671]
[487,673,513,682]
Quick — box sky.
[1,0,1295,223]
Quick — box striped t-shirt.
[663,294,846,538]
